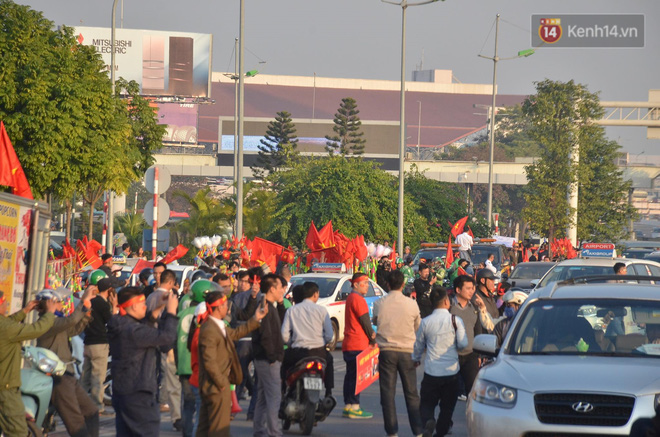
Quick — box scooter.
[280,357,336,436]
[20,346,66,437]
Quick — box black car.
[507,261,555,292]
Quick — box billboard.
[158,102,199,143]
[74,26,212,98]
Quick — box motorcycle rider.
[493,290,528,347]
[280,281,335,398]
[36,286,99,437]
[0,291,56,437]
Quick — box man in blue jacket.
[108,286,178,437]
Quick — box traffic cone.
[231,388,242,414]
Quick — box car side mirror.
[473,334,499,357]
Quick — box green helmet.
[88,269,108,285]
[190,279,222,303]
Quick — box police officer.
[0,291,56,436]
[108,287,178,437]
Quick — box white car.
[467,281,660,436]
[289,273,386,350]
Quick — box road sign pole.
[152,167,159,261]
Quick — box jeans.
[378,350,423,436]
[253,360,282,437]
[81,343,109,412]
[180,376,197,437]
[419,373,459,437]
[191,385,201,437]
[342,350,361,405]
[236,340,254,399]
[458,352,480,395]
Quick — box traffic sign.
[145,166,171,195]
[143,198,170,228]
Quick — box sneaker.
[345,408,373,419]
[457,394,467,402]
[423,419,436,437]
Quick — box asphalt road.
[51,349,468,437]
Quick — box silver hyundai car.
[467,281,660,436]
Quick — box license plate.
[303,377,323,391]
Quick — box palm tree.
[217,182,275,238]
[114,213,147,251]
[173,188,232,244]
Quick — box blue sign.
[581,248,615,258]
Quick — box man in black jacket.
[414,264,436,318]
[252,274,287,437]
[108,287,178,437]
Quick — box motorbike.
[20,346,66,437]
[280,357,336,435]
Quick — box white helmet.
[503,290,528,306]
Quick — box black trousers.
[419,373,459,437]
[458,352,480,395]
[113,391,160,437]
[281,347,334,394]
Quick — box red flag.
[130,259,155,277]
[522,248,529,263]
[161,244,189,265]
[467,226,474,239]
[355,235,368,262]
[250,237,284,272]
[0,122,33,199]
[317,221,336,249]
[305,221,322,251]
[445,234,455,268]
[450,216,468,238]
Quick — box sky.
[17,0,660,155]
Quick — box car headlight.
[37,353,58,375]
[472,379,517,409]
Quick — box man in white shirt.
[484,253,497,275]
[455,231,473,264]
[413,286,468,437]
[281,282,334,397]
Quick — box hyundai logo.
[571,402,595,413]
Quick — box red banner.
[355,345,380,395]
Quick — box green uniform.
[401,265,415,284]
[0,311,54,436]
[176,304,197,376]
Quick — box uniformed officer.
[0,291,56,436]
[107,286,178,437]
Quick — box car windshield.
[508,298,660,358]
[413,249,446,266]
[537,265,615,288]
[289,277,340,298]
[510,263,554,280]
[471,246,503,266]
[623,250,652,259]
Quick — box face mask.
[504,306,517,319]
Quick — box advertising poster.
[355,345,380,395]
[74,26,212,98]
[0,199,31,314]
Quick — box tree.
[268,156,427,248]
[114,213,147,251]
[173,188,232,244]
[215,181,276,239]
[405,165,490,241]
[521,80,635,248]
[252,111,299,180]
[325,97,366,156]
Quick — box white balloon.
[383,247,392,257]
[211,234,222,248]
[367,242,376,256]
[375,244,385,258]
[192,237,203,249]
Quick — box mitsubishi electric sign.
[74,26,212,98]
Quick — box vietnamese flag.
[305,221,323,251]
[445,234,455,269]
[161,244,189,264]
[450,216,468,238]
[0,121,33,199]
[467,226,475,239]
[318,220,336,249]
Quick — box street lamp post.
[382,0,442,257]
[478,14,534,231]
[108,0,120,254]
[417,100,422,159]
[236,0,246,239]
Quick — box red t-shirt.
[189,328,200,388]
[342,292,370,352]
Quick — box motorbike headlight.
[472,379,517,409]
[37,353,58,375]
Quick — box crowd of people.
[0,240,540,437]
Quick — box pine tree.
[325,97,366,156]
[252,111,299,179]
